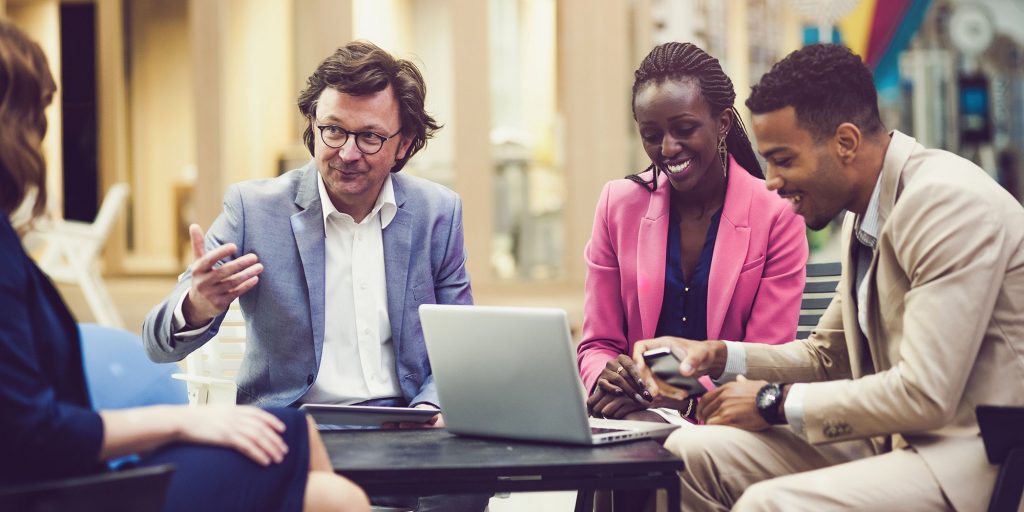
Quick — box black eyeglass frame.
[315,123,402,155]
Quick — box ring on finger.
[616,366,627,376]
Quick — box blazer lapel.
[637,173,670,339]
[384,176,412,353]
[292,166,327,365]
[707,157,751,340]
[858,130,916,372]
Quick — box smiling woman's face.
[634,78,730,193]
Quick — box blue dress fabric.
[139,407,309,512]
[0,218,309,512]
[655,207,722,339]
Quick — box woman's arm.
[577,182,630,392]
[99,405,289,466]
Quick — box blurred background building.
[5,0,1023,332]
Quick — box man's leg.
[735,447,951,511]
[663,425,874,511]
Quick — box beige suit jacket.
[743,131,1024,511]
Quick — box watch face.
[756,383,784,424]
[756,384,779,410]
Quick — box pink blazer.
[577,157,808,391]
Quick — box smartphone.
[642,347,708,397]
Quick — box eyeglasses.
[315,123,402,155]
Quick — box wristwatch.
[755,382,786,425]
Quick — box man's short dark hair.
[298,40,440,172]
[746,44,883,140]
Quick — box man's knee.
[663,425,743,468]
[732,480,781,512]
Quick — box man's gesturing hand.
[181,224,263,327]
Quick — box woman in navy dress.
[0,19,369,512]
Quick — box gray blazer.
[143,162,472,407]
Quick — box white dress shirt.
[720,171,885,436]
[173,173,402,405]
[300,173,401,404]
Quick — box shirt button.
[363,328,371,335]
[360,281,367,289]
[684,287,690,292]
[682,316,688,323]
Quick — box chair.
[172,300,246,406]
[31,183,130,328]
[8,326,183,511]
[0,464,175,512]
[79,323,187,409]
[977,405,1024,512]
[797,261,841,339]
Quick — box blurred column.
[726,0,751,122]
[558,0,633,284]
[189,0,229,230]
[293,0,353,134]
[7,0,63,217]
[96,0,130,272]
[449,0,494,286]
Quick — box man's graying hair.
[297,40,440,173]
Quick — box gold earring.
[718,136,728,177]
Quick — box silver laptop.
[419,304,678,445]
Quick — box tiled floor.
[488,491,579,511]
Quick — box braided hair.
[628,42,763,191]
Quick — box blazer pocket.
[739,254,766,274]
[411,280,437,304]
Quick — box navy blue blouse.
[655,207,722,339]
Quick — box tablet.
[299,404,439,428]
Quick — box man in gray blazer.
[143,41,487,511]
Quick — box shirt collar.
[316,172,397,229]
[855,169,884,249]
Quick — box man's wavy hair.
[0,18,55,219]
[746,44,883,140]
[297,40,440,173]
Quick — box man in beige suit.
[634,44,1024,511]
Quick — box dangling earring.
[717,136,728,177]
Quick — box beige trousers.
[662,425,953,511]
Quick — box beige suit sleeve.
[743,292,852,383]
[799,179,1009,444]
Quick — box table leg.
[574,489,594,512]
[664,473,681,512]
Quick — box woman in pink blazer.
[579,42,807,423]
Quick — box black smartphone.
[642,347,708,397]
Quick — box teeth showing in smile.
[665,159,692,174]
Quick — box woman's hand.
[587,354,653,418]
[177,406,290,466]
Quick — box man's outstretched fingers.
[189,224,206,260]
